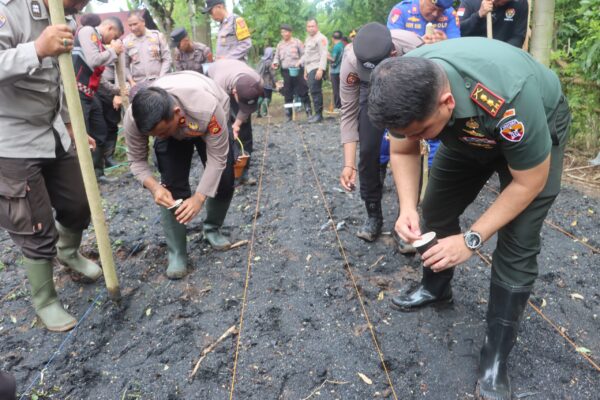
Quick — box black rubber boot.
[391,266,454,311]
[379,163,388,187]
[308,112,323,123]
[304,102,313,119]
[356,201,383,242]
[92,147,117,184]
[104,139,118,168]
[475,280,532,400]
[285,108,293,122]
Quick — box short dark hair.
[131,87,175,134]
[307,18,318,25]
[368,57,446,129]
[127,11,144,21]
[80,13,101,27]
[103,16,124,36]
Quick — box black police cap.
[354,22,393,66]
[170,27,188,47]
[202,0,225,14]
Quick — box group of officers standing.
[0,1,572,400]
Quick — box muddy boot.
[285,108,293,122]
[393,230,416,254]
[104,139,118,168]
[256,98,264,118]
[55,222,103,282]
[160,207,188,279]
[308,112,323,123]
[476,280,532,400]
[203,197,232,250]
[92,147,117,184]
[24,257,77,332]
[356,201,383,242]
[391,266,453,311]
[0,371,16,400]
[262,98,271,116]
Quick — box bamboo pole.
[48,0,121,300]
[115,52,129,110]
[486,13,493,39]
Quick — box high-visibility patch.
[0,15,6,29]
[500,119,525,142]
[470,82,505,117]
[207,115,222,135]
[235,17,251,41]
[346,72,359,85]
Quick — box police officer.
[207,59,263,185]
[123,11,171,85]
[301,19,329,123]
[97,58,126,169]
[272,23,311,122]
[368,38,571,400]
[458,0,529,48]
[202,0,251,62]
[124,71,235,279]
[170,27,213,73]
[339,23,422,245]
[387,0,461,43]
[0,0,103,332]
[73,16,124,182]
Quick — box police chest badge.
[346,72,359,85]
[505,8,516,21]
[470,83,505,117]
[207,116,222,135]
[0,15,6,29]
[30,0,42,18]
[500,119,525,142]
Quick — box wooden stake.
[190,325,238,378]
[115,52,129,110]
[486,13,493,39]
[420,140,429,202]
[47,0,121,300]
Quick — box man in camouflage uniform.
[170,27,213,73]
[123,11,171,85]
[0,0,103,333]
[202,0,251,62]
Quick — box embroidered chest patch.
[499,119,525,142]
[470,83,505,117]
[207,116,222,135]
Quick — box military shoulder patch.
[207,115,222,135]
[499,119,525,142]
[346,72,359,85]
[390,9,401,24]
[235,17,251,41]
[497,108,516,124]
[470,82,505,117]
[0,15,6,29]
[91,33,98,43]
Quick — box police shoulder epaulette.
[469,82,505,118]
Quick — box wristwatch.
[464,230,483,251]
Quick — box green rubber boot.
[56,222,103,282]
[24,257,77,332]
[256,97,264,118]
[261,97,270,117]
[160,207,188,279]
[203,196,232,251]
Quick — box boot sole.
[53,259,103,284]
[475,381,510,400]
[390,297,454,312]
[45,320,77,332]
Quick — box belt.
[77,82,96,97]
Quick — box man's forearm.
[143,176,162,194]
[391,152,421,212]
[343,141,357,168]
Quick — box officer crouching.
[124,71,235,279]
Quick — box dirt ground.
[1,112,599,400]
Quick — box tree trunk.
[189,0,198,41]
[530,0,555,66]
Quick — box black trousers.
[98,92,121,151]
[357,84,385,203]
[331,72,341,109]
[153,136,235,202]
[230,97,253,155]
[79,92,108,148]
[307,69,324,114]
[281,68,310,105]
[0,133,90,259]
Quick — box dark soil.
[1,115,599,400]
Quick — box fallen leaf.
[377,291,385,301]
[588,209,595,215]
[576,347,592,355]
[10,315,16,324]
[570,293,584,301]
[570,220,578,227]
[145,308,152,316]
[541,298,547,308]
[254,256,261,261]
[164,364,169,370]
[357,372,373,385]
[306,254,312,262]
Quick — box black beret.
[353,22,394,81]
[170,27,188,47]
